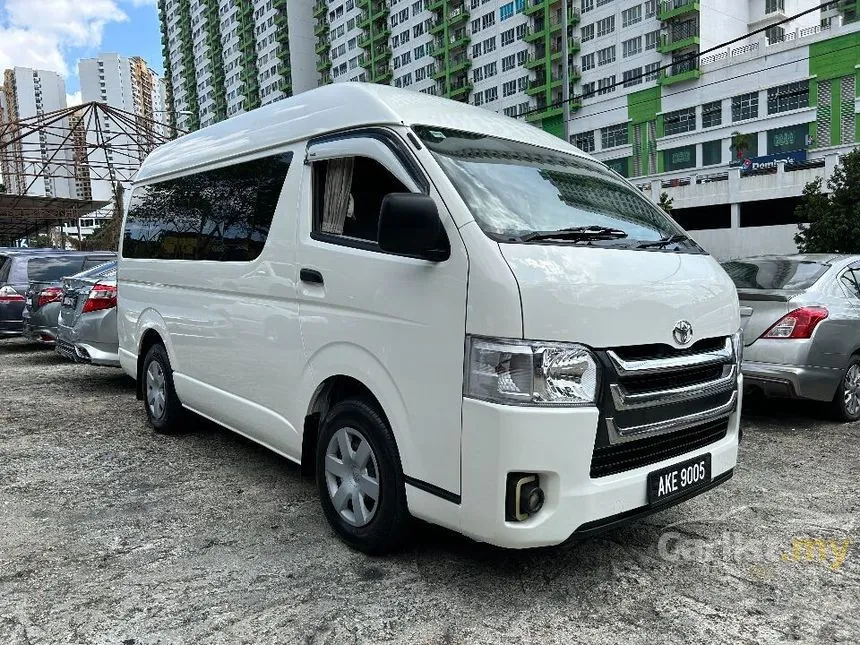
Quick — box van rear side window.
[122,152,293,261]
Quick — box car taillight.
[37,287,64,308]
[0,285,24,303]
[82,283,117,313]
[761,307,829,339]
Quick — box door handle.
[300,268,324,285]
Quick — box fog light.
[506,473,545,522]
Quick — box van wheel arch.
[301,375,391,477]
[136,329,165,400]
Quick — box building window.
[597,45,616,66]
[644,0,656,17]
[663,145,696,171]
[582,53,595,71]
[502,53,516,71]
[582,0,594,13]
[581,81,596,97]
[501,27,515,46]
[767,80,809,114]
[644,61,660,81]
[663,107,696,136]
[573,130,595,152]
[702,100,722,128]
[765,0,785,13]
[768,123,809,154]
[622,67,643,87]
[702,139,722,166]
[473,91,484,106]
[732,92,759,122]
[622,36,642,57]
[622,5,642,27]
[596,15,615,37]
[500,2,514,20]
[645,29,660,50]
[766,25,785,44]
[601,122,629,149]
[597,75,616,95]
[581,23,594,42]
[485,86,498,102]
[503,79,517,96]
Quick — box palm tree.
[730,131,752,160]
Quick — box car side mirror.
[378,193,450,261]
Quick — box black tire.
[831,356,860,422]
[316,398,410,554]
[141,343,185,434]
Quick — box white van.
[118,84,742,554]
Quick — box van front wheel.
[316,398,409,554]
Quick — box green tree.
[658,191,674,214]
[795,149,860,253]
[730,131,752,161]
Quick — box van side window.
[312,156,408,243]
[123,152,292,261]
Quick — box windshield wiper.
[637,233,691,249]
[519,226,628,244]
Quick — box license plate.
[62,295,76,308]
[647,454,712,505]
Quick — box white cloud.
[66,90,82,107]
[0,0,130,78]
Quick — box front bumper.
[742,360,842,402]
[454,396,740,549]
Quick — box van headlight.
[731,329,744,367]
[465,337,599,406]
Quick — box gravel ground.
[0,336,858,645]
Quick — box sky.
[0,0,163,106]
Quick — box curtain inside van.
[321,158,354,235]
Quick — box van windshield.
[414,126,696,250]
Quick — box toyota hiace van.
[118,84,742,553]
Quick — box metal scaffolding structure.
[0,101,179,245]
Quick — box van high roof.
[136,82,589,184]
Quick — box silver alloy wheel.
[324,427,380,527]
[146,360,167,420]
[844,364,860,417]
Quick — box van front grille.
[590,419,729,478]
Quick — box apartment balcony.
[658,0,699,21]
[313,1,327,18]
[549,37,580,59]
[550,7,581,31]
[278,77,292,94]
[317,57,332,73]
[429,0,445,10]
[524,0,547,17]
[315,35,330,54]
[448,5,469,27]
[274,11,288,30]
[524,22,547,43]
[374,64,393,83]
[315,20,328,36]
[240,1,253,18]
[524,50,546,69]
[433,64,447,81]
[449,53,471,75]
[448,29,470,50]
[447,76,472,99]
[429,17,446,34]
[526,76,547,96]
[658,32,700,53]
[659,60,701,85]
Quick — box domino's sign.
[737,150,807,174]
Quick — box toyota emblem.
[673,320,693,346]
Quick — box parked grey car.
[0,248,67,337]
[55,260,119,366]
[722,254,860,421]
[22,252,116,344]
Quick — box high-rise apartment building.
[0,67,76,199]
[157,0,317,132]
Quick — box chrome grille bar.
[606,391,738,444]
[610,364,737,410]
[606,338,733,375]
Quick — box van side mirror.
[378,193,450,261]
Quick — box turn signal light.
[37,287,64,308]
[761,307,828,339]
[82,283,117,313]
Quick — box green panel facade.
[234,0,261,111]
[628,87,661,176]
[157,0,177,135]
[203,0,227,122]
[176,0,200,130]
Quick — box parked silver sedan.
[55,261,119,367]
[722,254,860,421]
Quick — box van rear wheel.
[142,343,185,434]
[316,398,409,554]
